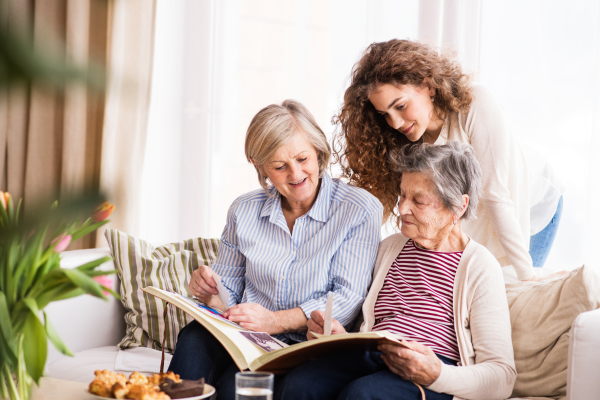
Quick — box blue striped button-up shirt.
[212,172,382,343]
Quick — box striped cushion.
[105,229,219,353]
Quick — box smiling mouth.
[400,125,414,135]
[290,178,307,186]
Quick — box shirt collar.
[258,172,332,223]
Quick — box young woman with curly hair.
[333,39,563,281]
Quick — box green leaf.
[43,311,73,356]
[62,269,106,300]
[22,311,47,384]
[0,292,18,365]
[36,285,83,309]
[70,219,109,241]
[74,256,113,272]
[21,298,41,321]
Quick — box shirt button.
[281,275,285,280]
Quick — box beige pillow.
[506,265,600,398]
[105,229,219,353]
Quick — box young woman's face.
[368,83,443,143]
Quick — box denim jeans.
[274,350,457,400]
[529,196,563,268]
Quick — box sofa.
[44,247,600,400]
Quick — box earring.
[453,217,457,225]
[430,95,435,103]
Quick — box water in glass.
[236,387,273,400]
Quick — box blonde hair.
[245,100,331,191]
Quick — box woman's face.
[398,172,455,245]
[260,132,321,208]
[368,83,442,143]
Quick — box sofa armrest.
[45,248,126,365]
[567,308,600,400]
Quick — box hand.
[189,265,219,302]
[378,341,441,386]
[224,303,280,334]
[522,270,569,282]
[306,310,346,340]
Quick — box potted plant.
[0,192,117,400]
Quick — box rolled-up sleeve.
[299,206,382,328]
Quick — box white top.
[435,85,561,280]
[361,234,516,400]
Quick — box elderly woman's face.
[261,132,320,207]
[398,172,455,243]
[369,83,442,143]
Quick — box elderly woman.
[168,100,382,399]
[275,142,516,400]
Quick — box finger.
[380,354,409,380]
[402,341,431,355]
[310,310,325,326]
[331,319,345,334]
[227,304,254,315]
[198,277,219,295]
[228,314,254,323]
[200,266,218,288]
[307,330,318,341]
[239,322,260,331]
[307,319,324,335]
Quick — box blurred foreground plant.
[0,193,117,400]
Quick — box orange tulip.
[92,201,114,222]
[0,191,8,210]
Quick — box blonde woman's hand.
[378,340,441,387]
[306,310,346,340]
[189,265,219,303]
[224,303,280,334]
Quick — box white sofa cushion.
[46,248,126,365]
[506,265,600,398]
[46,346,172,383]
[567,308,600,400]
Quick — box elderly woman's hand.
[224,303,280,334]
[307,310,346,340]
[189,265,219,303]
[378,341,442,387]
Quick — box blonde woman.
[169,100,383,400]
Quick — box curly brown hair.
[332,39,473,226]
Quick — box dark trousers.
[168,321,239,400]
[274,350,457,400]
[169,320,456,400]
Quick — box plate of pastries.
[88,370,215,400]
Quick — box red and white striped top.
[372,239,462,361]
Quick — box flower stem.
[2,363,20,400]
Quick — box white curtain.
[140,0,419,243]
[141,0,600,272]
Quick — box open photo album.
[142,286,409,374]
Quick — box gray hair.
[244,100,331,191]
[391,141,483,220]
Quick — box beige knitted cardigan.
[360,233,516,400]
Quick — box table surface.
[32,377,217,400]
[32,377,95,400]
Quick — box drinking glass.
[235,371,274,400]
